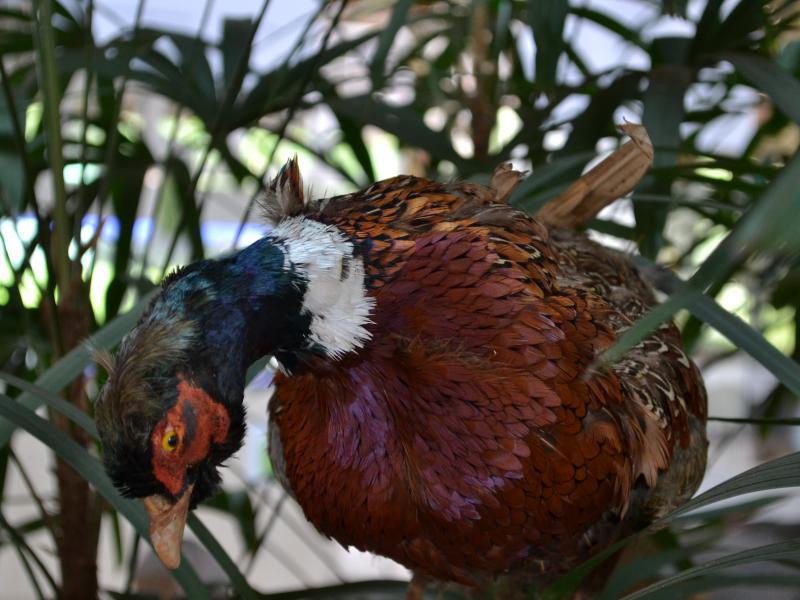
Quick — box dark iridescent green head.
[94,258,276,569]
[94,165,376,567]
[95,268,247,507]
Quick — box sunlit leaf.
[601,149,800,365]
[638,259,800,397]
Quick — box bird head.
[95,290,247,569]
[94,188,376,568]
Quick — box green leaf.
[637,40,692,257]
[691,0,724,55]
[491,0,513,60]
[0,388,262,599]
[546,450,800,599]
[633,65,691,257]
[0,393,210,598]
[570,7,646,50]
[186,515,261,600]
[638,259,800,397]
[0,508,59,594]
[713,0,766,52]
[668,452,800,520]
[370,0,413,85]
[0,8,33,24]
[725,51,800,125]
[0,444,7,503]
[620,539,800,600]
[0,86,27,212]
[237,27,388,128]
[221,19,255,99]
[708,416,800,426]
[588,218,637,241]
[254,580,411,599]
[600,498,791,598]
[327,95,463,165]
[0,290,156,449]
[115,29,216,123]
[668,495,785,527]
[0,510,55,599]
[33,0,70,290]
[527,0,569,89]
[204,489,258,552]
[541,534,631,600]
[660,0,689,18]
[777,38,800,73]
[106,138,153,319]
[628,574,800,600]
[165,157,204,262]
[161,32,217,114]
[599,544,696,600]
[0,371,97,437]
[679,293,800,396]
[334,112,375,183]
[556,72,642,158]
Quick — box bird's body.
[96,160,706,596]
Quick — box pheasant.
[95,146,707,597]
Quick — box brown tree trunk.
[49,276,102,600]
[466,2,496,163]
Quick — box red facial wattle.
[143,377,231,569]
[150,377,230,497]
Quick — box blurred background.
[1,0,800,598]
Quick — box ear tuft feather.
[93,347,115,375]
[259,157,306,225]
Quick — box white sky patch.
[270,216,375,359]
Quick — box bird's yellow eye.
[161,431,179,452]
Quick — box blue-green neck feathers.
[157,237,311,392]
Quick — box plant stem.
[32,0,70,294]
[32,5,111,597]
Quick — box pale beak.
[143,484,194,569]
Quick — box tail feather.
[535,123,653,230]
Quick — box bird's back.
[266,171,707,588]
